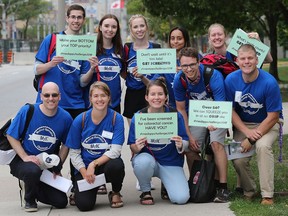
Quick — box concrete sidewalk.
[0,141,235,216]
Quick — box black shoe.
[235,187,244,194]
[25,201,38,212]
[213,189,230,203]
[161,183,169,200]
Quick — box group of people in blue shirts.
[5,3,282,213]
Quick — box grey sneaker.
[25,201,38,212]
[214,189,230,203]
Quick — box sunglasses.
[42,93,59,98]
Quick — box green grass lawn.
[263,61,288,102]
[228,134,288,216]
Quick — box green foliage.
[126,0,146,15]
[229,135,288,216]
[16,0,51,39]
[17,0,51,20]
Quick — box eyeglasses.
[42,93,59,98]
[181,63,198,70]
[68,15,84,20]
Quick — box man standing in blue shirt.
[34,4,90,119]
[173,47,229,203]
[225,44,282,205]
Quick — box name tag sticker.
[102,130,113,139]
[235,91,242,102]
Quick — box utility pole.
[0,3,6,39]
[57,0,65,32]
[89,0,94,34]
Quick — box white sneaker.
[136,180,155,191]
[37,152,60,170]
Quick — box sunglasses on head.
[42,93,59,98]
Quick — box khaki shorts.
[189,126,227,147]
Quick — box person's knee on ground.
[76,199,96,212]
[169,192,190,205]
[51,196,68,209]
[232,158,256,195]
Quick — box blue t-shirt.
[7,103,73,155]
[225,69,282,123]
[127,106,188,167]
[83,47,124,109]
[66,108,124,168]
[125,42,156,90]
[225,51,236,62]
[173,64,226,113]
[35,32,90,109]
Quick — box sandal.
[161,183,169,200]
[69,193,76,206]
[140,191,154,205]
[97,184,108,195]
[108,191,124,208]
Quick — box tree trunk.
[23,19,29,40]
[266,14,280,81]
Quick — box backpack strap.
[180,72,187,90]
[112,111,117,126]
[20,103,35,140]
[278,121,283,162]
[203,66,214,94]
[95,66,101,81]
[39,33,57,91]
[121,42,132,79]
[139,106,149,113]
[166,105,177,112]
[151,42,161,48]
[81,112,86,129]
[124,42,132,61]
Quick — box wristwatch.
[247,138,256,145]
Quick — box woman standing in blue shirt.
[81,14,125,112]
[123,14,161,125]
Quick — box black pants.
[9,155,67,208]
[74,158,125,211]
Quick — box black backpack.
[0,104,34,151]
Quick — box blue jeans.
[132,153,189,204]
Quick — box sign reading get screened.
[135,112,178,139]
[137,48,176,74]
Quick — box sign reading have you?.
[56,34,97,60]
[135,112,178,139]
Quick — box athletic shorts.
[123,87,147,119]
[189,126,227,146]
